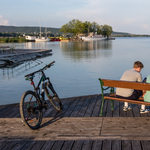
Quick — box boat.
[25,36,36,41]
[81,35,106,41]
[35,37,50,42]
[35,18,50,42]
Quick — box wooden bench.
[98,78,150,116]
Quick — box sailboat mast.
[39,17,41,37]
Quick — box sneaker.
[140,109,149,114]
[123,106,132,111]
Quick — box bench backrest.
[101,79,150,91]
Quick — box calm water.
[1,37,150,105]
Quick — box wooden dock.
[0,49,52,67]
[0,94,150,149]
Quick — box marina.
[0,94,150,149]
[1,38,150,149]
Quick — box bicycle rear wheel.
[20,90,42,130]
[45,84,63,111]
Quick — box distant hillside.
[0,25,61,34]
[0,25,150,37]
[0,25,130,35]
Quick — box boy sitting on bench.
[116,61,148,113]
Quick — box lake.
[0,37,150,105]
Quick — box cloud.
[0,16,9,25]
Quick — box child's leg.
[141,105,145,110]
[124,102,128,107]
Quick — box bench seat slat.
[102,79,150,91]
[104,96,150,106]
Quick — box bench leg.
[100,97,104,116]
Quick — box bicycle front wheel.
[45,84,63,111]
[20,90,42,130]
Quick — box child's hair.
[133,61,144,68]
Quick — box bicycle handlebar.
[25,61,55,77]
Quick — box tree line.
[59,19,113,38]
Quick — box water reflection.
[60,40,112,60]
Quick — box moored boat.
[81,35,106,41]
[35,37,50,42]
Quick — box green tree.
[101,24,113,38]
[60,20,113,38]
[60,19,84,36]
[97,25,103,35]
[90,22,98,34]
[82,21,92,36]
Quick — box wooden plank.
[1,141,18,150]
[18,141,36,150]
[41,141,55,150]
[30,141,45,150]
[84,95,99,117]
[91,95,102,117]
[11,141,27,150]
[92,140,102,150]
[50,140,64,150]
[43,98,67,117]
[63,97,81,117]
[101,79,150,91]
[132,104,140,117]
[106,100,113,117]
[119,102,127,117]
[82,140,93,150]
[0,104,13,117]
[0,117,102,141]
[54,98,75,118]
[141,140,150,150]
[2,104,19,118]
[122,140,131,150]
[71,140,84,150]
[102,140,111,150]
[131,140,142,150]
[61,141,74,150]
[48,98,71,117]
[42,100,55,117]
[112,100,120,117]
[102,99,108,117]
[101,117,150,139]
[77,95,92,117]
[0,141,8,149]
[127,106,134,117]
[111,140,121,150]
[69,96,87,117]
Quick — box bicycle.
[20,61,63,130]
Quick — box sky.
[0,0,150,34]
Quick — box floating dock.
[0,94,150,149]
[0,49,52,67]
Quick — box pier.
[0,49,52,67]
[0,94,150,149]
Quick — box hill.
[0,25,61,34]
[0,25,150,37]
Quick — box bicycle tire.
[45,84,63,111]
[20,90,42,130]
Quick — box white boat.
[35,18,50,42]
[25,36,36,41]
[35,37,50,42]
[81,35,106,41]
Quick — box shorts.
[116,89,143,100]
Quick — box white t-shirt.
[116,69,142,97]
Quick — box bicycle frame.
[28,70,56,106]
